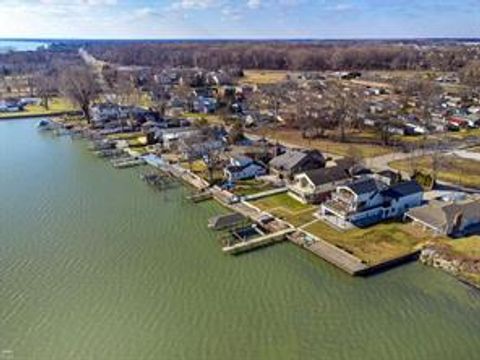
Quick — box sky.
[0,0,479,39]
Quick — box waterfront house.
[320,178,423,228]
[406,199,480,237]
[288,160,363,204]
[269,149,326,179]
[224,155,267,182]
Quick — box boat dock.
[188,191,213,203]
[287,231,368,275]
[222,228,295,255]
[111,157,145,169]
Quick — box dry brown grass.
[263,129,393,158]
[390,155,480,188]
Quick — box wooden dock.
[288,231,368,275]
[223,228,295,255]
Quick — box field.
[182,112,224,125]
[448,236,480,259]
[304,220,433,265]
[249,192,317,227]
[389,155,480,188]
[240,70,289,85]
[264,129,393,158]
[0,97,77,119]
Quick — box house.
[405,199,480,237]
[193,96,217,114]
[224,155,267,182]
[269,150,326,179]
[320,178,423,228]
[287,158,369,204]
[289,165,352,204]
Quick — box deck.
[223,228,295,255]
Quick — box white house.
[320,178,423,228]
[224,155,266,182]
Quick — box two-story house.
[224,155,267,182]
[320,178,423,228]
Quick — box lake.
[0,40,48,54]
[0,119,479,359]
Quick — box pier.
[111,157,145,169]
[287,231,368,275]
[222,228,295,255]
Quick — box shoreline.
[0,110,82,121]
[46,118,479,285]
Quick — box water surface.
[0,119,479,359]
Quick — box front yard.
[304,220,434,265]
[249,192,317,227]
[0,97,77,119]
[232,179,276,197]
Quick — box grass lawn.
[263,129,393,158]
[448,236,480,258]
[250,192,317,227]
[304,220,434,265]
[389,155,480,188]
[0,97,77,119]
[240,70,289,85]
[444,128,480,140]
[232,179,276,197]
[106,132,144,141]
[180,160,208,173]
[182,112,224,125]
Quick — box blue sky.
[0,0,479,39]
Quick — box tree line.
[85,41,480,72]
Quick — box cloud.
[169,0,222,11]
[247,0,261,9]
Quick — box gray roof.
[381,181,423,199]
[270,150,324,171]
[346,178,384,195]
[304,166,351,186]
[407,199,480,233]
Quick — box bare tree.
[34,72,57,110]
[60,66,100,123]
[323,81,365,142]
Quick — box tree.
[461,60,480,95]
[34,72,57,110]
[60,66,100,123]
[323,81,365,142]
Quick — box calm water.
[0,41,48,54]
[0,119,479,359]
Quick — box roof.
[381,181,423,199]
[345,178,384,195]
[270,150,324,171]
[303,166,351,186]
[407,199,480,233]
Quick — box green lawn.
[0,97,77,119]
[304,220,433,265]
[250,192,317,227]
[251,192,310,212]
